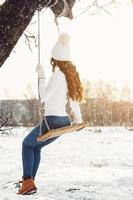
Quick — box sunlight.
[0,2,133,99]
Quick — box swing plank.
[37,122,88,142]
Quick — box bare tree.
[120,82,131,126]
[0,0,76,67]
[0,0,131,68]
[82,79,133,126]
[0,100,16,134]
[23,84,40,126]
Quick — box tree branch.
[0,0,76,67]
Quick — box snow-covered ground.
[0,126,133,200]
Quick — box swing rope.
[54,17,60,35]
[37,10,50,135]
[37,1,73,136]
[37,9,62,136]
[37,10,41,65]
[37,10,70,137]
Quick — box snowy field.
[0,126,133,200]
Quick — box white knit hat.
[51,33,71,61]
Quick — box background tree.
[0,99,17,134]
[120,82,131,126]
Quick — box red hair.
[50,58,84,102]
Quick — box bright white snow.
[0,126,133,200]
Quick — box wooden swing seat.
[37,122,88,142]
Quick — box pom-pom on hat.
[51,33,71,61]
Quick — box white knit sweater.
[38,70,82,123]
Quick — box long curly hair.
[50,58,84,102]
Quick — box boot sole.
[24,189,37,195]
[17,188,37,195]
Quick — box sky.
[0,0,133,99]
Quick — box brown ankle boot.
[17,178,37,195]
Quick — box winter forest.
[1,80,133,133]
[1,0,133,200]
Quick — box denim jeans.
[22,116,70,179]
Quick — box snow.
[0,126,133,200]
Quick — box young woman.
[17,33,84,195]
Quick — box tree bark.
[0,0,76,67]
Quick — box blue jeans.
[22,116,70,179]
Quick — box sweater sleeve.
[45,71,63,100]
[69,99,83,124]
[38,71,65,103]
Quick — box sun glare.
[0,2,133,99]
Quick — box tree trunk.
[0,0,76,67]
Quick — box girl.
[17,33,84,195]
